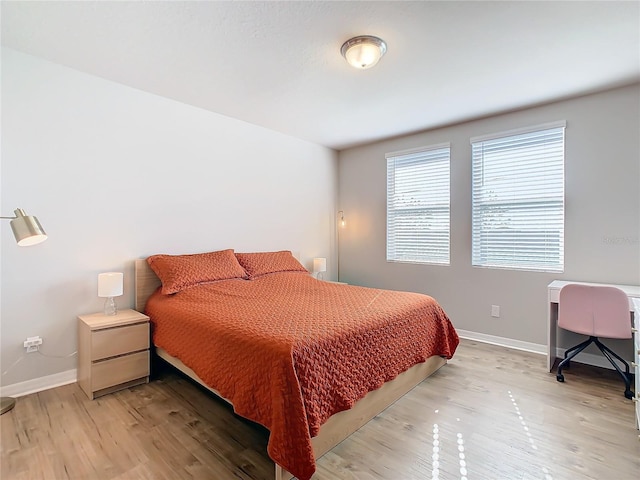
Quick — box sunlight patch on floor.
[428,409,468,480]
[508,390,554,480]
[412,395,558,480]
[456,432,467,480]
[431,422,440,479]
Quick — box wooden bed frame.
[134,259,447,480]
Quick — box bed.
[134,250,458,480]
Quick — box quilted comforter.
[145,272,458,479]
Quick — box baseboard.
[0,369,77,398]
[457,329,626,371]
[456,329,546,355]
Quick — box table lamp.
[313,257,327,280]
[98,272,124,316]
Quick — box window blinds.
[471,122,565,272]
[386,144,450,265]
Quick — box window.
[386,144,450,265]
[471,121,565,272]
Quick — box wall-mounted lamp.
[341,35,387,70]
[1,207,47,415]
[98,272,124,316]
[337,210,346,282]
[1,208,47,246]
[313,257,327,280]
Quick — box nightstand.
[77,309,150,399]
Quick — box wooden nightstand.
[77,309,150,399]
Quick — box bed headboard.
[135,259,161,313]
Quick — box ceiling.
[2,1,639,150]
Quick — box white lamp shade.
[313,257,327,273]
[98,272,123,297]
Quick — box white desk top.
[548,280,640,311]
[548,280,640,298]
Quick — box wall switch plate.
[491,305,500,318]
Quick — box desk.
[547,280,640,372]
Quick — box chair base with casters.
[556,335,634,399]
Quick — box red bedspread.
[146,272,458,479]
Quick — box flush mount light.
[340,35,387,70]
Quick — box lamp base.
[104,297,117,316]
[1,396,16,415]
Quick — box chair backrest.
[558,284,631,339]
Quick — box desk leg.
[548,301,558,372]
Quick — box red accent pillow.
[235,251,308,279]
[147,249,247,294]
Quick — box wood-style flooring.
[1,339,638,479]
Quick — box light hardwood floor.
[2,339,638,479]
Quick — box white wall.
[338,84,640,356]
[0,48,338,390]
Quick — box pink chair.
[556,284,634,399]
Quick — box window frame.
[470,121,566,272]
[386,143,451,266]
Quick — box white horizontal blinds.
[387,145,450,264]
[471,123,565,272]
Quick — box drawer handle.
[634,362,638,368]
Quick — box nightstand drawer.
[92,322,149,361]
[91,350,150,391]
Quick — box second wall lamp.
[1,207,47,415]
[1,208,48,246]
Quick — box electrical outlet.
[491,305,500,318]
[23,336,43,353]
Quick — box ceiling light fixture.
[340,35,387,70]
